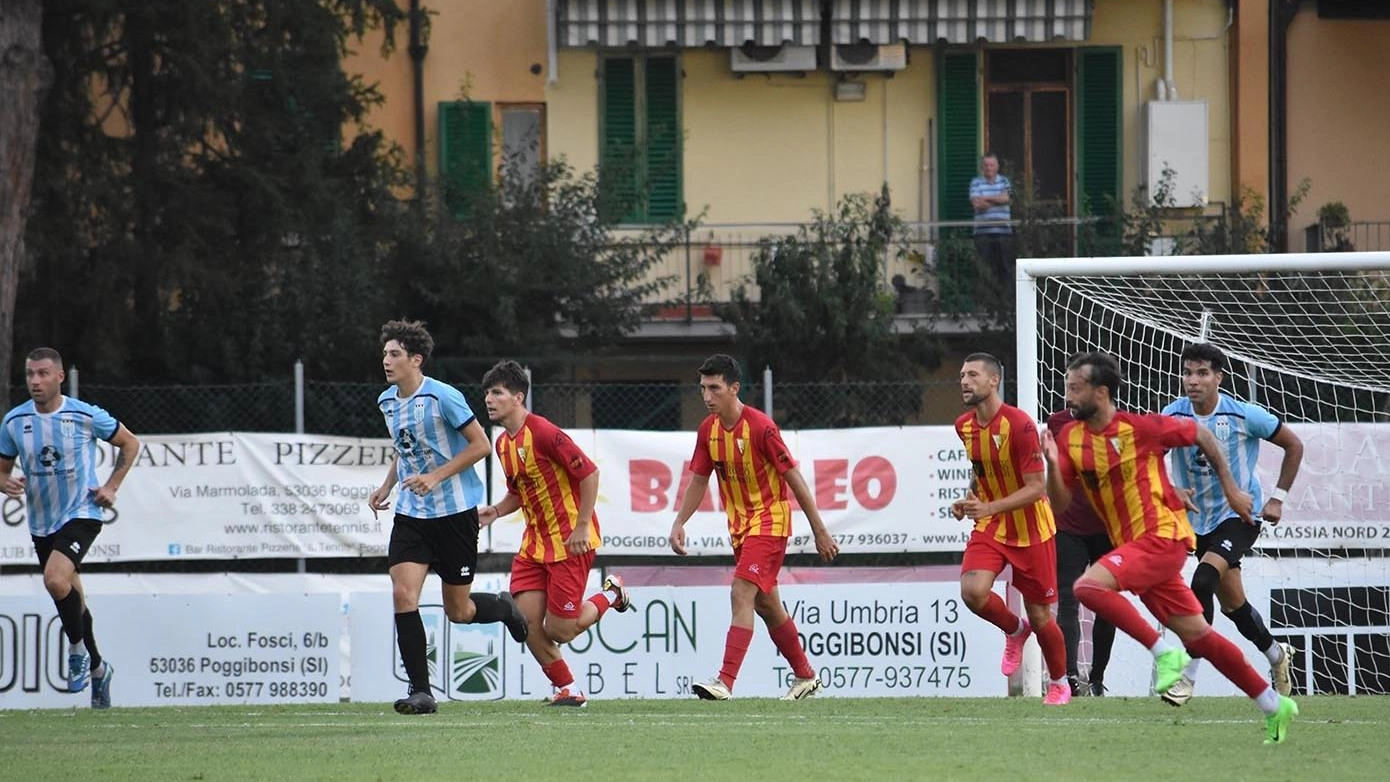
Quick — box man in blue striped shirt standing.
[1160,343,1304,706]
[969,153,1013,288]
[367,320,528,715]
[0,347,140,709]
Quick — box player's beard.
[961,388,984,407]
[1068,402,1097,422]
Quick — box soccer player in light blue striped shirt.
[366,320,528,715]
[1160,343,1304,704]
[0,347,140,707]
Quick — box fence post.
[67,366,79,400]
[762,365,773,416]
[294,359,306,574]
[685,225,693,324]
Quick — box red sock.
[1034,618,1069,680]
[719,626,754,689]
[1074,579,1161,648]
[586,593,612,619]
[1186,628,1269,698]
[974,592,1022,635]
[768,618,815,679]
[541,659,574,688]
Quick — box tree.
[714,188,940,427]
[20,0,405,383]
[0,0,51,401]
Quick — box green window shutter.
[937,51,979,226]
[1077,47,1122,219]
[600,58,640,222]
[644,57,682,222]
[439,101,492,218]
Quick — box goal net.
[1016,252,1390,695]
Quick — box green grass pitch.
[1,696,1381,781]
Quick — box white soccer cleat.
[692,677,733,700]
[1271,641,1296,696]
[780,676,823,701]
[1160,675,1195,707]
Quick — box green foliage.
[1318,201,1350,227]
[386,153,691,380]
[714,187,940,425]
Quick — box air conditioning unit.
[829,42,907,72]
[730,44,817,73]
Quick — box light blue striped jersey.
[970,175,1012,234]
[378,377,484,518]
[1162,394,1280,535]
[0,397,120,536]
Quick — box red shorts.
[961,530,1058,605]
[1096,534,1203,625]
[509,550,596,618]
[732,535,788,594]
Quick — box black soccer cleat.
[393,689,438,715]
[499,591,529,643]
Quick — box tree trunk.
[0,0,50,403]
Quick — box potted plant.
[1309,201,1353,252]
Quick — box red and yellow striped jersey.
[955,404,1056,547]
[1057,411,1197,549]
[494,414,600,563]
[690,406,795,547]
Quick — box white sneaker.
[692,677,733,700]
[1271,642,1296,696]
[780,676,823,701]
[1160,675,1194,707]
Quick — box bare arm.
[668,472,711,556]
[367,454,398,518]
[958,470,1046,520]
[1194,426,1254,523]
[783,466,838,561]
[1261,425,1304,523]
[92,425,140,508]
[480,492,523,525]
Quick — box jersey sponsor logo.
[396,429,417,454]
[38,446,62,468]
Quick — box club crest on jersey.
[736,439,745,454]
[1213,417,1232,441]
[60,419,77,438]
[991,434,1005,450]
[517,446,527,462]
[1108,437,1123,454]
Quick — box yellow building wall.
[1287,14,1390,247]
[345,0,548,179]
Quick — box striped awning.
[830,0,1092,45]
[557,0,824,48]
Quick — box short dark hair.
[26,347,63,366]
[1067,351,1121,400]
[962,352,1002,377]
[1181,343,1227,373]
[482,360,529,397]
[380,320,434,362]
[698,354,741,385]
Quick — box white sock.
[1049,676,1068,687]
[1263,642,1285,665]
[1010,617,1027,636]
[1183,658,1202,679]
[70,640,87,656]
[1148,638,1175,656]
[1254,686,1281,715]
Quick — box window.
[600,56,683,224]
[438,100,491,218]
[986,50,1072,210]
[499,103,545,189]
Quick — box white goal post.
[1013,251,1390,696]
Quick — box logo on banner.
[399,606,505,701]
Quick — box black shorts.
[33,519,103,569]
[1194,517,1262,568]
[388,509,480,585]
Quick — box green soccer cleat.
[1264,695,1298,745]
[1153,648,1192,695]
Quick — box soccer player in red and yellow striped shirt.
[952,353,1070,705]
[479,361,632,708]
[669,354,838,701]
[1043,352,1298,743]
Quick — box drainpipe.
[1162,0,1177,100]
[1269,0,1296,252]
[409,0,428,201]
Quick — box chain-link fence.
[62,377,989,434]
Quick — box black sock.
[84,610,103,671]
[394,611,430,693]
[1224,601,1276,652]
[1190,562,1220,626]
[467,593,508,624]
[54,588,85,646]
